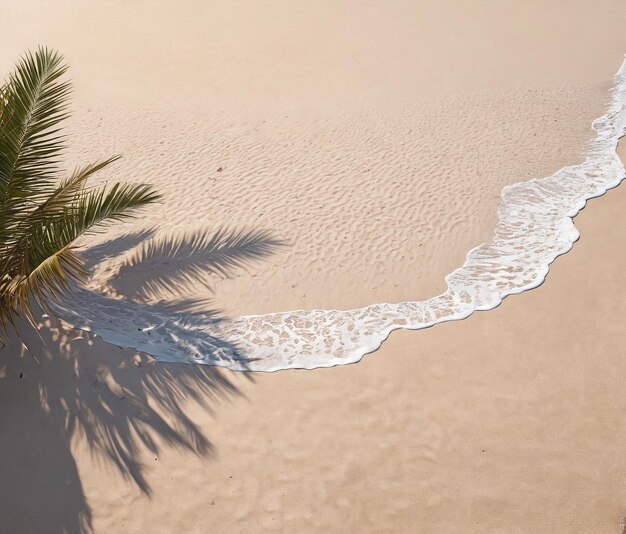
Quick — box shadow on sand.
[106,227,286,303]
[0,227,284,533]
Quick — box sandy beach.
[2,1,626,532]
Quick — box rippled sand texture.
[1,0,624,318]
[55,63,626,371]
[70,90,608,315]
[7,2,624,371]
[4,177,626,532]
[2,0,626,532]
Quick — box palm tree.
[0,47,160,338]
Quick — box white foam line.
[56,56,626,372]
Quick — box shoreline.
[53,56,626,373]
[4,159,624,532]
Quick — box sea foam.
[55,57,626,372]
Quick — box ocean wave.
[55,56,626,372]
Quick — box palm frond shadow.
[80,230,221,318]
[1,47,287,534]
[107,227,287,302]
[1,227,287,533]
[80,228,156,270]
[0,319,251,534]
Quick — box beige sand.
[3,0,626,315]
[1,1,626,532]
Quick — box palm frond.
[1,179,159,326]
[0,47,70,246]
[7,246,85,322]
[0,47,70,200]
[0,156,120,275]
[32,155,121,219]
[0,48,161,336]
[0,82,10,139]
[27,182,160,269]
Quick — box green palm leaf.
[0,48,69,202]
[0,48,160,335]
